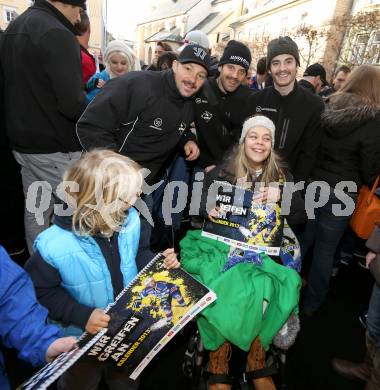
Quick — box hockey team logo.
[256,106,277,114]
[195,97,208,104]
[193,47,207,60]
[178,122,186,135]
[150,118,163,131]
[229,55,250,69]
[201,111,213,122]
[154,118,162,128]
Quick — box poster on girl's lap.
[202,180,283,255]
[19,254,216,390]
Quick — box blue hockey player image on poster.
[19,254,216,389]
[132,277,188,328]
[202,181,283,255]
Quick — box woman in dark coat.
[300,64,380,315]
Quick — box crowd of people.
[0,0,379,389]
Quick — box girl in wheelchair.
[180,115,305,390]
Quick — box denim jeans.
[367,283,380,349]
[300,190,354,310]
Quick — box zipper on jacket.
[279,118,290,149]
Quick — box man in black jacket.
[194,40,253,171]
[247,37,324,183]
[298,63,327,95]
[77,44,209,251]
[0,0,87,253]
[76,43,209,184]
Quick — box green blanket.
[180,230,301,351]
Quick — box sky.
[106,0,151,41]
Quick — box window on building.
[350,33,370,65]
[368,31,380,64]
[3,6,17,24]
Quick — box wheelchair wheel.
[182,330,205,388]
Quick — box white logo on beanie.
[193,47,207,60]
[229,55,250,69]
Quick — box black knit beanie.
[58,0,86,9]
[266,36,300,69]
[219,40,252,71]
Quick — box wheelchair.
[182,324,289,390]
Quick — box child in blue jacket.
[86,40,140,102]
[26,149,179,389]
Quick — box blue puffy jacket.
[0,246,61,390]
[30,208,141,336]
[86,69,110,102]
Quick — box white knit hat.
[239,115,276,146]
[178,30,210,52]
[104,40,141,74]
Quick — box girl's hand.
[253,186,281,204]
[85,308,111,334]
[97,79,106,89]
[366,251,377,268]
[208,206,225,220]
[163,248,180,269]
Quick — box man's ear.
[218,65,223,73]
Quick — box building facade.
[339,0,380,67]
[136,0,235,65]
[230,0,354,76]
[0,0,30,30]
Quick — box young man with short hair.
[247,36,324,183]
[299,63,327,94]
[320,65,351,99]
[194,40,253,171]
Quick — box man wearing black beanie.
[193,40,253,171]
[0,0,87,253]
[247,36,324,184]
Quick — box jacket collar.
[80,45,94,58]
[298,79,316,94]
[53,213,121,239]
[33,1,79,36]
[271,80,298,100]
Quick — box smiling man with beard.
[77,44,209,185]
[193,40,253,171]
[247,37,324,183]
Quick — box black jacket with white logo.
[194,77,253,168]
[0,1,87,153]
[247,82,324,183]
[77,69,196,183]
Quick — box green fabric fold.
[180,230,301,351]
